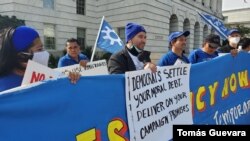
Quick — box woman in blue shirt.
[0,26,80,92]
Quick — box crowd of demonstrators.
[238,37,250,52]
[158,31,190,66]
[0,23,248,92]
[188,34,220,64]
[108,22,157,74]
[57,38,89,68]
[0,26,80,92]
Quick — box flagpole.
[90,16,105,62]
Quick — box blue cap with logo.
[168,31,190,43]
[12,26,39,52]
[227,29,240,36]
[125,22,146,43]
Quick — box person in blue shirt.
[218,29,240,53]
[238,37,250,52]
[0,26,80,92]
[188,34,220,64]
[158,31,190,66]
[57,38,89,68]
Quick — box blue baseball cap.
[168,31,190,43]
[227,29,240,36]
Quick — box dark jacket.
[108,48,151,74]
[108,48,136,74]
[218,45,236,53]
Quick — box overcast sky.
[222,0,250,11]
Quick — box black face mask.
[17,52,33,63]
[127,45,141,56]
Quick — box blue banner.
[97,19,124,53]
[0,52,250,140]
[0,75,129,141]
[198,12,229,40]
[190,52,250,124]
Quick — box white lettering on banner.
[125,64,193,141]
[213,99,250,125]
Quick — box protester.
[218,29,240,56]
[158,31,190,66]
[238,37,250,52]
[0,26,80,92]
[188,34,220,64]
[108,22,157,74]
[58,38,89,68]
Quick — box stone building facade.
[0,0,222,62]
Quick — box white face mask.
[32,50,50,66]
[229,37,240,44]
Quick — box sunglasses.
[17,52,34,62]
[208,43,219,49]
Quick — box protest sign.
[125,64,193,141]
[0,75,129,141]
[21,60,60,86]
[191,52,250,124]
[55,59,108,76]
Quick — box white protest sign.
[22,60,60,86]
[125,64,193,141]
[54,59,108,76]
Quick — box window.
[118,27,125,44]
[202,0,205,5]
[43,0,54,9]
[77,0,85,15]
[77,28,86,51]
[44,24,56,49]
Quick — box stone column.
[204,0,210,8]
[211,0,217,12]
[196,0,202,4]
[217,0,222,13]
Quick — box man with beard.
[108,22,157,74]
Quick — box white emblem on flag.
[101,26,123,46]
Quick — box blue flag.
[97,19,124,53]
[198,12,229,40]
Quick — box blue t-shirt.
[0,73,23,92]
[188,48,218,64]
[158,51,190,66]
[57,53,89,67]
